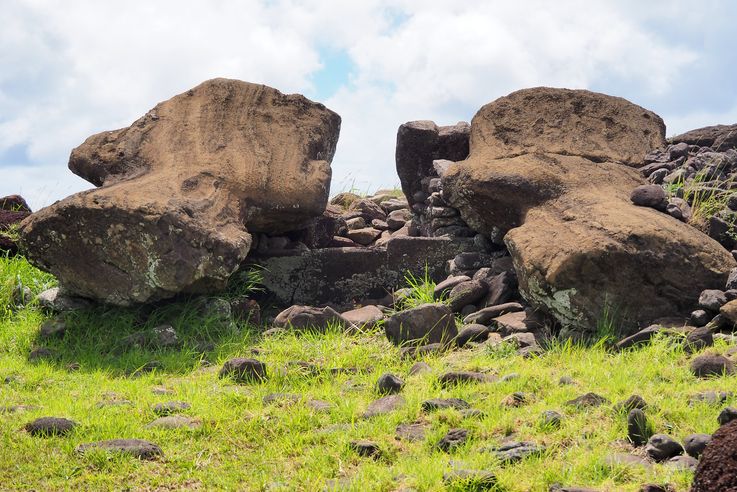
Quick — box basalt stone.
[627,409,653,446]
[274,305,350,332]
[630,185,668,211]
[21,79,340,305]
[146,415,202,430]
[666,455,698,471]
[462,302,525,325]
[690,354,734,378]
[692,420,737,491]
[691,309,712,327]
[384,303,457,347]
[447,280,488,312]
[376,373,404,395]
[341,305,384,330]
[684,433,712,458]
[454,324,490,347]
[685,327,714,353]
[395,120,470,208]
[699,289,728,312]
[421,398,470,412]
[363,395,405,418]
[75,438,163,460]
[614,394,648,413]
[689,390,732,405]
[438,371,494,387]
[349,439,381,458]
[395,423,428,442]
[540,410,563,429]
[218,357,267,383]
[492,309,546,336]
[645,434,684,462]
[443,469,497,489]
[152,401,191,416]
[566,392,609,408]
[433,275,471,300]
[408,361,432,375]
[24,417,77,437]
[437,428,469,452]
[485,441,545,464]
[670,123,737,152]
[717,407,737,426]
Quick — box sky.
[2,0,737,210]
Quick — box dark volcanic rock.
[627,409,652,446]
[454,324,490,347]
[447,280,488,312]
[152,401,191,416]
[566,393,609,408]
[421,398,470,412]
[274,305,350,332]
[218,358,267,383]
[395,120,470,208]
[437,428,468,452]
[692,420,737,491]
[717,406,737,426]
[644,434,684,462]
[484,441,545,464]
[24,417,77,437]
[690,354,735,378]
[363,395,405,418]
[376,373,404,395]
[670,123,737,152]
[438,371,494,387]
[384,303,457,346]
[630,185,667,211]
[75,438,163,459]
[443,469,497,489]
[349,439,381,458]
[684,433,712,458]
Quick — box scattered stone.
[501,392,529,407]
[447,280,488,312]
[408,361,432,376]
[462,302,525,325]
[395,423,427,442]
[306,399,333,413]
[558,375,575,385]
[503,332,538,349]
[603,453,651,468]
[153,401,191,416]
[485,441,545,464]
[615,325,662,350]
[690,354,735,378]
[438,371,494,387]
[437,428,468,452]
[274,305,349,332]
[36,287,93,312]
[630,185,667,211]
[499,373,520,382]
[421,398,470,412]
[218,358,267,383]
[75,439,163,460]
[24,417,77,437]
[492,309,545,336]
[540,410,563,429]
[666,455,699,471]
[717,407,737,426]
[684,433,712,458]
[454,324,490,347]
[691,309,712,327]
[645,434,684,462]
[347,227,382,246]
[384,303,457,346]
[689,390,732,405]
[443,469,497,489]
[614,395,648,413]
[685,327,714,353]
[699,289,728,312]
[363,395,405,418]
[145,416,202,430]
[341,305,384,330]
[433,275,471,300]
[28,347,54,362]
[627,409,653,446]
[719,299,737,324]
[566,393,609,408]
[349,439,381,458]
[376,373,404,395]
[39,318,66,339]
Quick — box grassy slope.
[0,255,733,491]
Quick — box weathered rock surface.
[670,123,737,152]
[384,303,457,346]
[21,78,340,305]
[0,195,31,255]
[395,120,470,207]
[274,305,349,332]
[692,420,737,491]
[443,87,735,334]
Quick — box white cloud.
[1,0,729,209]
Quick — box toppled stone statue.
[442,87,736,335]
[21,79,340,305]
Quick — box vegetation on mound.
[0,255,732,490]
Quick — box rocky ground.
[3,254,737,491]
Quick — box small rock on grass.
[438,371,495,387]
[152,401,191,416]
[614,395,648,413]
[684,433,712,458]
[645,434,684,462]
[376,373,404,395]
[454,324,490,347]
[717,406,737,425]
[349,440,381,458]
[443,469,497,489]
[395,423,427,442]
[690,354,735,378]
[146,416,202,430]
[363,395,405,418]
[627,409,653,446]
[666,455,698,471]
[484,441,545,464]
[437,428,468,452]
[421,398,470,412]
[24,417,77,437]
[540,410,562,429]
[566,392,609,408]
[408,361,431,375]
[218,358,267,383]
[76,438,163,459]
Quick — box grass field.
[0,254,733,491]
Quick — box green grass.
[0,254,732,490]
[665,169,735,230]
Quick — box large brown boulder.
[691,420,737,491]
[20,79,340,305]
[443,87,735,335]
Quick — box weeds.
[666,169,735,230]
